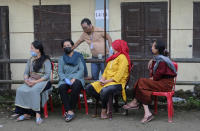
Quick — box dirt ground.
[0,106,200,131]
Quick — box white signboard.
[95,9,109,20]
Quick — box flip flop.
[101,113,108,119]
[100,115,108,119]
[91,114,99,118]
[64,112,68,118]
[122,104,139,110]
[10,113,20,119]
[141,115,154,123]
[36,117,43,125]
[65,114,75,122]
[16,115,31,122]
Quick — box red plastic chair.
[61,89,88,115]
[43,94,53,118]
[43,62,55,118]
[152,62,178,122]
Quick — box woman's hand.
[99,79,106,85]
[148,59,153,70]
[25,79,31,86]
[149,77,153,80]
[24,77,45,87]
[28,80,37,87]
[100,77,106,82]
[70,78,76,84]
[100,79,114,86]
[99,77,106,85]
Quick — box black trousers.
[86,84,122,108]
[58,79,83,112]
[14,106,36,116]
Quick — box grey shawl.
[153,55,177,75]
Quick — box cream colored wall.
[0,0,95,89]
[1,0,200,90]
[171,0,200,90]
[109,0,200,91]
[171,0,193,58]
[0,0,35,88]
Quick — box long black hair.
[32,40,50,72]
[154,40,169,56]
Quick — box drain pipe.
[169,0,171,58]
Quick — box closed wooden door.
[193,2,200,58]
[0,6,11,90]
[33,5,71,57]
[121,2,167,86]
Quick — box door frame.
[0,6,11,90]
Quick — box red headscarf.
[106,39,131,71]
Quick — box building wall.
[0,0,95,89]
[109,0,200,90]
[0,0,200,90]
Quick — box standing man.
[73,18,112,80]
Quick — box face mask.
[150,48,153,54]
[64,47,72,54]
[31,51,37,57]
[109,47,114,56]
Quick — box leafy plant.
[80,51,90,59]
[184,97,200,110]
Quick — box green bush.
[184,97,200,110]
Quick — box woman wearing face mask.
[85,39,131,119]
[13,41,51,124]
[123,40,177,123]
[58,39,84,122]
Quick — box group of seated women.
[11,39,177,124]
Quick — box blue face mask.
[150,48,153,54]
[31,51,37,57]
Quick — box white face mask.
[109,47,114,56]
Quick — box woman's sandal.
[36,117,43,125]
[101,112,108,119]
[101,115,108,119]
[65,114,75,122]
[91,114,99,118]
[122,104,139,110]
[10,113,20,119]
[16,115,31,122]
[141,115,154,123]
[64,112,68,118]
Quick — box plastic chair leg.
[78,95,81,110]
[62,104,65,116]
[167,95,173,122]
[154,96,158,115]
[44,102,48,118]
[83,90,88,114]
[49,95,54,112]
